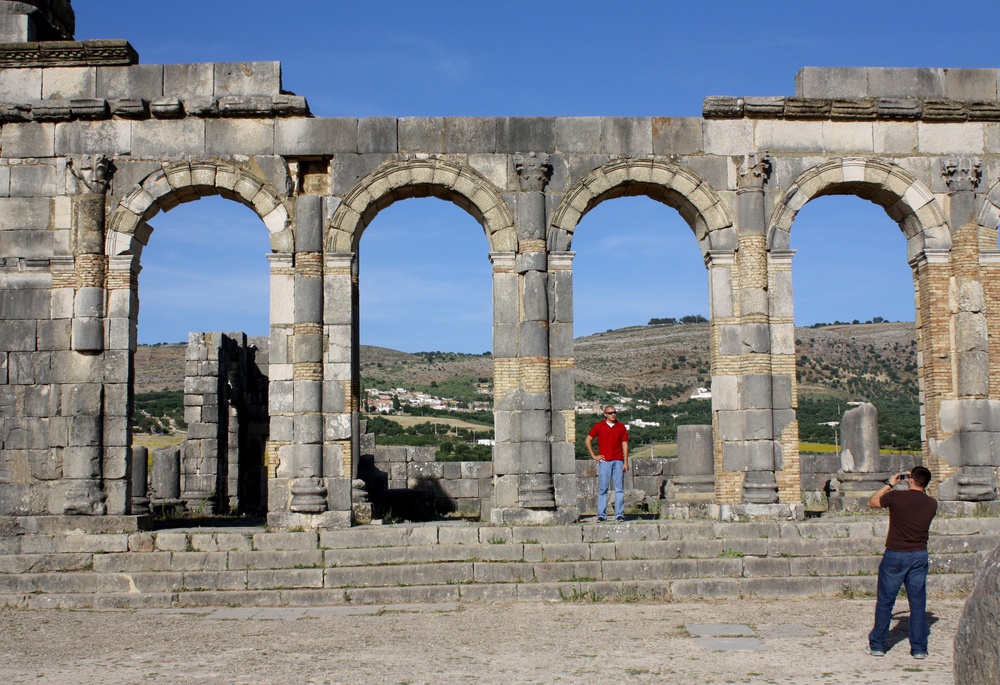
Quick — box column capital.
[979,249,1000,266]
[267,252,294,268]
[514,152,552,192]
[705,249,736,267]
[490,251,516,269]
[107,254,141,274]
[548,251,575,270]
[911,247,951,268]
[67,155,111,195]
[324,252,356,270]
[941,157,982,192]
[737,151,772,190]
[768,249,796,265]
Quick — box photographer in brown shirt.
[865,466,938,659]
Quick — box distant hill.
[133,321,918,402]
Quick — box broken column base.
[938,466,999,502]
[490,507,580,525]
[938,500,1000,516]
[710,503,804,522]
[659,502,716,520]
[659,475,716,519]
[266,511,352,529]
[828,472,896,512]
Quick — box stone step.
[0,572,975,610]
[0,550,984,594]
[0,534,991,573]
[0,518,994,607]
[5,517,999,556]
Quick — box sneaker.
[913,652,928,660]
[865,647,885,657]
[596,517,607,523]
[614,516,625,522]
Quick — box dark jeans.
[868,549,929,654]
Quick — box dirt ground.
[1,597,963,684]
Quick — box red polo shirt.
[588,420,628,460]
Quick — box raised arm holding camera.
[865,466,938,659]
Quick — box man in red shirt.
[866,466,938,659]
[585,405,629,522]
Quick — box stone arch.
[767,158,950,260]
[327,158,516,254]
[976,178,1000,237]
[549,158,735,256]
[102,160,288,516]
[106,160,291,257]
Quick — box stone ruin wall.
[179,331,268,515]
[2,0,1000,526]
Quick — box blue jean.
[597,459,624,519]
[868,549,930,654]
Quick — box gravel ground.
[1,597,962,684]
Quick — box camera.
[899,472,909,480]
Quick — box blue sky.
[72,1,995,351]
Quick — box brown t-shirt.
[881,489,938,552]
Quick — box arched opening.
[109,163,284,520]
[550,159,732,518]
[771,158,949,509]
[573,192,711,444]
[132,196,272,517]
[791,196,921,464]
[356,194,494,521]
[571,196,712,518]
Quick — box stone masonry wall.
[180,332,268,515]
[2,16,1000,525]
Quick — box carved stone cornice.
[941,157,983,192]
[737,152,772,190]
[0,39,137,68]
[514,152,552,192]
[703,96,1000,123]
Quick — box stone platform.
[0,514,995,609]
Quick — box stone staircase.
[0,516,996,609]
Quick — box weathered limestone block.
[96,64,164,100]
[151,445,180,500]
[676,425,714,476]
[131,446,150,515]
[214,61,281,96]
[840,402,879,472]
[955,542,1000,685]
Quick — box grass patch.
[560,588,603,602]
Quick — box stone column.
[707,248,738,503]
[515,152,554,511]
[62,155,111,515]
[716,153,784,505]
[937,158,997,501]
[768,249,801,504]
[266,252,296,516]
[491,251,521,516]
[548,251,579,518]
[105,253,139,514]
[322,251,356,525]
[289,195,327,513]
[915,247,956,492]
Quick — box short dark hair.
[910,466,931,488]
